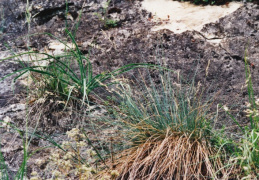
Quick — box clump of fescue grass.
[106,69,233,179]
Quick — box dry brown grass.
[116,133,234,180]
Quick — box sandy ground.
[142,0,242,33]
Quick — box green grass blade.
[65,29,86,80]
[0,144,9,180]
[1,69,29,82]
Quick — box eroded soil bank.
[0,0,259,178]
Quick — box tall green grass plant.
[222,54,259,178]
[1,29,154,106]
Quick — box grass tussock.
[105,69,234,179]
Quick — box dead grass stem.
[116,133,233,180]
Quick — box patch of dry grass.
[116,132,233,180]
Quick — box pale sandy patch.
[142,0,242,34]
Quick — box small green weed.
[104,19,117,28]
[0,146,9,180]
[235,129,259,177]
[0,119,40,180]
[95,0,118,29]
